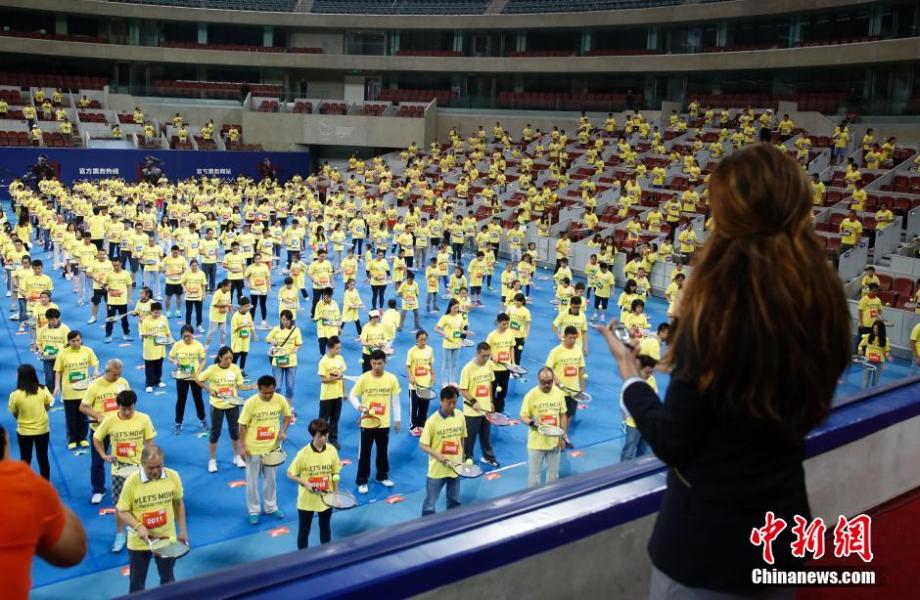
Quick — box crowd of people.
[3,103,917,594]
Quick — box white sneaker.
[87,317,97,324]
[208,459,218,473]
[358,484,369,494]
[380,479,395,488]
[157,382,166,388]
[234,455,246,468]
[145,386,153,393]
[90,492,104,504]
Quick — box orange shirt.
[0,461,67,599]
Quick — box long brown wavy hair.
[668,144,850,440]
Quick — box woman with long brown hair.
[598,144,851,597]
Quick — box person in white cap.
[359,310,388,373]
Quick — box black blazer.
[624,377,810,592]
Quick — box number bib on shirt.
[116,441,136,458]
[539,415,558,427]
[498,350,511,363]
[564,365,578,377]
[239,329,250,339]
[441,440,459,456]
[414,365,428,377]
[142,509,167,529]
[256,426,275,441]
[369,401,385,416]
[276,354,290,367]
[68,371,86,383]
[309,476,329,491]
[475,384,490,398]
[103,397,118,412]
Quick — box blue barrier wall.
[126,377,920,600]
[0,148,310,186]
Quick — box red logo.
[833,514,874,563]
[750,511,787,565]
[790,515,826,559]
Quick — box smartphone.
[610,324,633,348]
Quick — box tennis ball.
[496,386,503,392]
[465,458,473,465]
[168,536,176,544]
[332,474,340,482]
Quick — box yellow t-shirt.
[459,360,494,416]
[406,345,435,389]
[545,344,585,391]
[857,295,883,328]
[508,304,531,338]
[140,315,171,360]
[351,371,400,429]
[421,409,467,479]
[105,270,132,306]
[307,260,334,289]
[80,376,130,430]
[436,314,465,350]
[278,286,300,315]
[199,363,244,409]
[231,311,254,353]
[313,301,341,340]
[36,323,70,359]
[520,386,566,451]
[287,444,341,512]
[238,392,292,456]
[53,346,99,400]
[910,323,920,355]
[162,256,186,285]
[359,321,387,355]
[224,253,246,280]
[8,387,53,435]
[209,288,232,322]
[117,468,184,551]
[245,263,270,295]
[318,354,347,400]
[397,281,419,310]
[93,411,156,472]
[486,329,517,370]
[168,340,206,376]
[181,270,207,302]
[267,325,302,368]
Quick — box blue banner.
[0,147,311,189]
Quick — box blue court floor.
[0,205,908,598]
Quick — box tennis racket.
[147,537,191,559]
[459,338,475,348]
[506,363,528,379]
[113,462,141,478]
[312,488,358,510]
[536,423,566,437]
[70,378,91,391]
[415,385,436,400]
[170,369,194,380]
[449,461,483,478]
[343,374,361,383]
[154,335,172,346]
[558,384,592,403]
[464,400,514,426]
[104,312,132,323]
[359,410,382,428]
[216,391,245,406]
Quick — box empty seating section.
[311,0,490,14]
[318,102,347,115]
[396,105,425,117]
[41,131,77,147]
[0,30,108,44]
[379,89,455,104]
[0,131,31,147]
[77,112,108,124]
[396,50,463,57]
[104,0,297,11]
[702,43,779,52]
[503,0,682,13]
[293,101,313,114]
[796,36,880,47]
[257,100,280,112]
[509,51,577,58]
[160,42,287,53]
[498,91,644,111]
[585,48,660,56]
[361,104,387,116]
[153,80,281,100]
[0,72,107,90]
